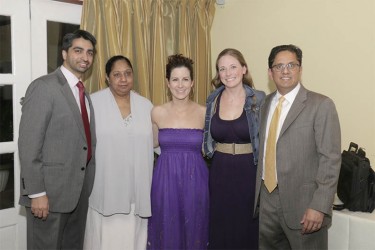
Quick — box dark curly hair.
[165,54,194,100]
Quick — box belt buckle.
[232,143,235,155]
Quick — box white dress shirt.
[60,65,90,120]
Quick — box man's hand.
[300,208,324,234]
[31,195,49,220]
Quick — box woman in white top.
[84,55,154,250]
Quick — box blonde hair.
[211,48,254,89]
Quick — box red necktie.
[77,81,92,163]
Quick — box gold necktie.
[264,96,285,192]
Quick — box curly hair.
[165,54,195,100]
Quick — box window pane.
[0,85,13,142]
[47,21,79,73]
[0,153,14,210]
[0,15,12,73]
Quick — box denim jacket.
[203,85,265,165]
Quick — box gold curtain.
[80,0,216,105]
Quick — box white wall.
[211,0,375,163]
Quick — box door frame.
[31,0,82,80]
[0,0,31,248]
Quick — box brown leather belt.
[215,142,252,155]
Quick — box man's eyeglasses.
[271,63,300,72]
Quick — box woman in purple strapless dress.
[147,54,209,250]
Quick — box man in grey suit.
[254,44,341,249]
[19,30,97,249]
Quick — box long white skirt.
[84,205,148,250]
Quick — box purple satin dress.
[147,128,209,250]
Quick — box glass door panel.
[47,21,79,73]
[0,85,13,142]
[31,0,82,79]
[0,15,12,74]
[0,153,14,209]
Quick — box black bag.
[336,142,375,212]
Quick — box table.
[328,209,375,250]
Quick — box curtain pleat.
[81,0,215,105]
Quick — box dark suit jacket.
[254,84,341,229]
[19,68,96,213]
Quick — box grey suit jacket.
[19,68,96,213]
[254,84,341,229]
